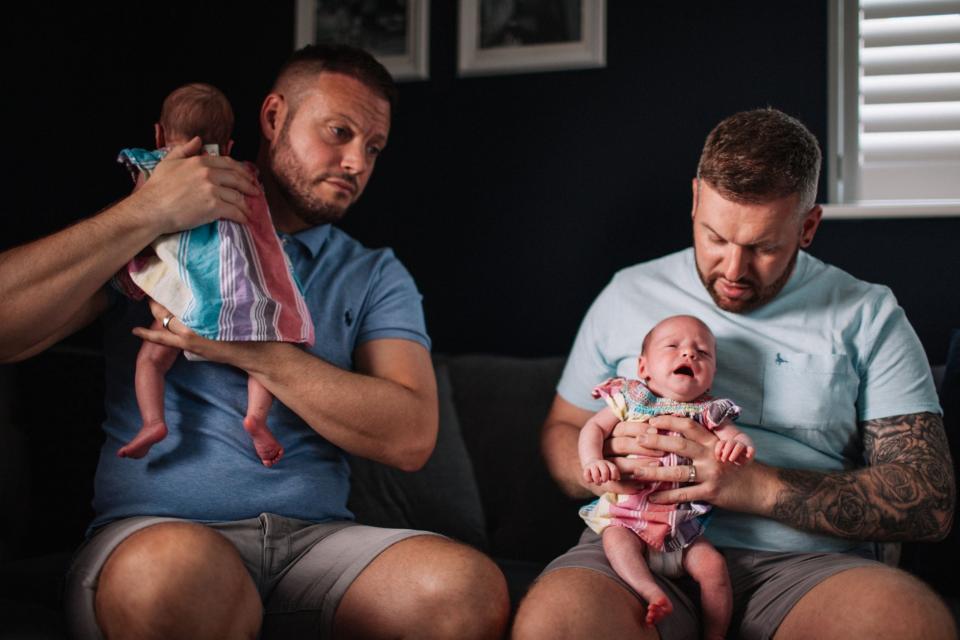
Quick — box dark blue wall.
[4,1,957,361]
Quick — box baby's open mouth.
[673,366,694,377]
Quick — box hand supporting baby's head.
[637,315,717,403]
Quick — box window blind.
[858,0,960,201]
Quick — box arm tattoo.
[772,412,955,541]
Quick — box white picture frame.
[458,0,606,77]
[295,0,430,81]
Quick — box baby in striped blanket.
[578,315,754,639]
[113,83,314,467]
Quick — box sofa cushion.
[901,329,960,595]
[443,354,586,563]
[347,359,488,550]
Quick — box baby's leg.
[243,376,283,467]
[120,329,179,458]
[682,538,732,640]
[602,526,673,626]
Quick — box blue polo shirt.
[91,224,430,530]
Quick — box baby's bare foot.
[118,421,168,459]
[644,595,673,626]
[243,416,284,467]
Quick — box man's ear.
[260,94,287,142]
[224,139,235,156]
[154,123,165,148]
[799,204,823,248]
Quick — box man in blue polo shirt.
[513,109,955,640]
[0,45,508,639]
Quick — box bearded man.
[0,44,508,640]
[512,108,955,640]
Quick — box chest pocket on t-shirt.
[760,352,860,455]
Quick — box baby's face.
[638,317,717,402]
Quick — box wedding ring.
[162,314,175,331]
[687,465,697,483]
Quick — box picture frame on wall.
[458,0,606,77]
[295,0,429,81]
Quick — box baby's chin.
[661,376,709,402]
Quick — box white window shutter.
[858,0,960,201]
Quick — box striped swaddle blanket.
[113,147,314,346]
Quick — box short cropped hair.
[159,83,234,148]
[697,108,822,214]
[273,43,398,115]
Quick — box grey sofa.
[1,335,957,637]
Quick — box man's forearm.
[224,340,438,471]
[0,199,161,361]
[771,412,955,542]
[543,420,594,499]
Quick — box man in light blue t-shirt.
[0,45,508,640]
[513,109,955,640]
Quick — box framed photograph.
[458,0,606,77]
[295,0,430,81]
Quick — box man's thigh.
[257,519,438,638]
[771,564,957,640]
[65,514,433,640]
[536,529,700,639]
[533,529,895,640]
[65,516,187,640]
[724,547,886,638]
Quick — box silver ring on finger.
[162,313,175,331]
[687,464,697,483]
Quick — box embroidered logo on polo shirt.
[775,353,789,366]
[344,309,354,327]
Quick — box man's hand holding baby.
[612,414,774,514]
[133,137,260,234]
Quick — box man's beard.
[695,245,799,314]
[268,125,357,227]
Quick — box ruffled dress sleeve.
[700,398,742,430]
[591,376,629,420]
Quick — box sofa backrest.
[348,354,587,562]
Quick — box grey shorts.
[543,528,882,640]
[64,513,436,639]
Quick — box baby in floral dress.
[578,314,754,639]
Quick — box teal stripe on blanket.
[180,222,223,339]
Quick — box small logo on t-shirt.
[775,353,789,366]
[344,309,354,327]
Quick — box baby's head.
[638,315,717,402]
[155,82,234,154]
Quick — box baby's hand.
[714,439,755,465]
[582,459,620,485]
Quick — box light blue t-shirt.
[92,224,430,531]
[558,248,941,555]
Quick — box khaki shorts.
[542,528,882,640]
[65,513,437,639]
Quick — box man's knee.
[338,535,508,639]
[513,568,655,639]
[777,566,957,640]
[96,522,260,639]
[410,538,509,633]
